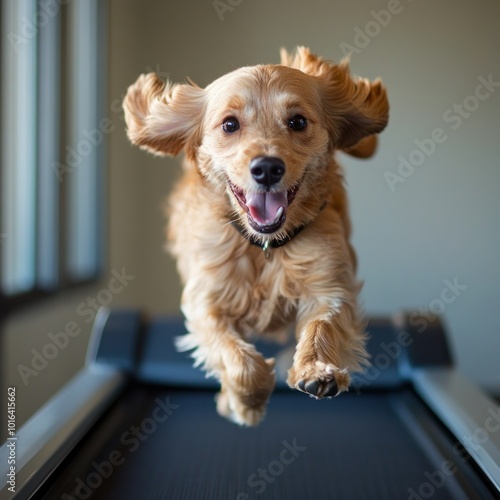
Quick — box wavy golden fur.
[123,47,389,425]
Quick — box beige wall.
[4,0,500,431]
[108,0,500,389]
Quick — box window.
[1,0,107,308]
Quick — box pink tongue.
[246,191,288,225]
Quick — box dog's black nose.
[250,157,285,187]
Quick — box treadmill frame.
[1,308,499,499]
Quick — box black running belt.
[37,385,495,500]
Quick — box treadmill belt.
[37,385,494,500]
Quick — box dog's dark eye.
[288,114,307,131]
[222,117,240,133]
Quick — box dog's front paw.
[287,361,350,399]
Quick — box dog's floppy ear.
[280,46,333,77]
[342,134,378,159]
[123,73,205,158]
[322,61,389,149]
[281,47,389,150]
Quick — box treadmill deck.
[36,384,495,500]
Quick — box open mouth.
[228,181,301,234]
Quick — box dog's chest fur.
[177,232,303,339]
[225,249,300,339]
[168,178,348,341]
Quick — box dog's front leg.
[287,300,368,399]
[177,308,276,426]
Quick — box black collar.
[230,202,327,258]
[231,220,307,257]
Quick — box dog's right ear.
[342,134,378,159]
[123,73,205,158]
[281,47,388,151]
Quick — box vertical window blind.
[1,0,106,305]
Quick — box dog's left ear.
[281,47,389,149]
[123,73,205,158]
[323,61,389,149]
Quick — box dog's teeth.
[273,206,284,224]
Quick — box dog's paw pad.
[304,380,320,396]
[297,378,338,398]
[323,380,339,397]
[289,362,349,399]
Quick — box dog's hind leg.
[176,311,276,426]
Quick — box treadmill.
[1,309,499,499]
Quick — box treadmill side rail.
[413,367,500,493]
[0,367,127,500]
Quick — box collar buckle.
[262,240,271,259]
